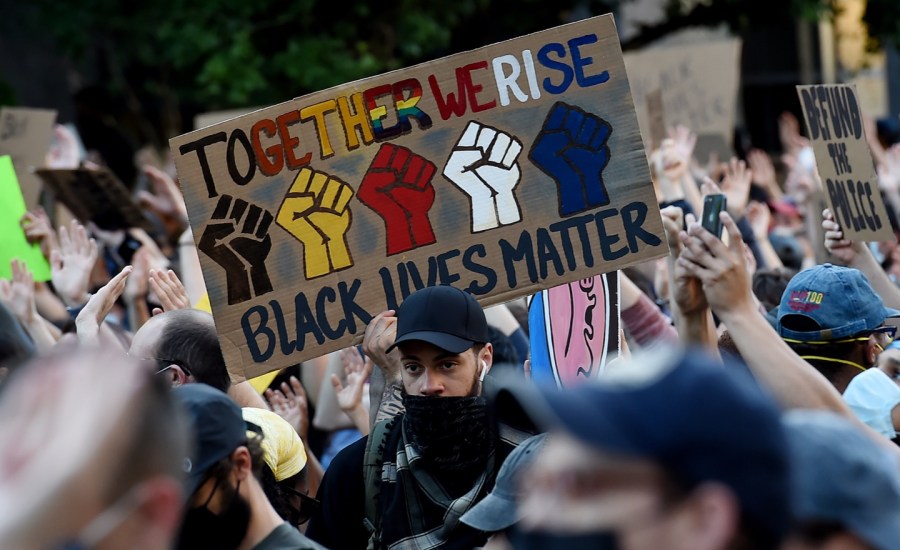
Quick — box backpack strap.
[363,417,396,539]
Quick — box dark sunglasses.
[281,486,320,525]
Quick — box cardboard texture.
[35,167,151,231]
[527,272,619,388]
[797,84,894,242]
[625,39,741,150]
[170,14,666,380]
[0,156,52,281]
[0,107,57,209]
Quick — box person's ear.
[133,476,184,544]
[676,483,739,550]
[866,337,882,366]
[168,365,189,388]
[231,446,252,482]
[479,343,493,375]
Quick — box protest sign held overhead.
[170,14,666,380]
[797,84,894,242]
[0,107,57,209]
[625,39,741,152]
[35,167,152,231]
[0,156,51,281]
[528,273,619,388]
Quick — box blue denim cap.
[494,348,790,543]
[776,264,900,342]
[783,410,900,550]
[459,434,547,532]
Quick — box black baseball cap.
[387,286,489,354]
[173,384,247,497]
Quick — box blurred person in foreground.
[496,348,790,550]
[173,384,325,550]
[0,350,188,549]
[782,410,900,550]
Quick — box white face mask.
[57,485,144,550]
[843,368,900,439]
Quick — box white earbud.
[479,360,488,382]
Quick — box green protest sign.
[0,156,51,281]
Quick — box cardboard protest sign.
[796,84,894,242]
[0,156,51,281]
[35,167,151,231]
[0,107,57,209]
[170,14,666,380]
[527,272,619,388]
[625,39,741,151]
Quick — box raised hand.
[720,157,753,219]
[148,268,190,315]
[50,221,98,308]
[266,376,310,441]
[822,208,863,265]
[138,165,189,231]
[20,207,59,261]
[358,143,438,255]
[75,265,132,346]
[529,102,612,216]
[198,195,274,305]
[362,310,401,381]
[333,348,373,414]
[677,212,754,317]
[443,121,523,232]
[276,167,354,279]
[0,259,37,324]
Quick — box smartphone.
[701,194,727,238]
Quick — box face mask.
[56,486,144,550]
[402,393,491,470]
[843,367,900,439]
[507,526,619,550]
[176,480,251,550]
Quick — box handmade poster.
[645,88,666,148]
[797,84,894,242]
[35,167,151,231]
[170,14,666,380]
[0,156,51,281]
[527,272,619,388]
[0,107,57,208]
[625,39,741,151]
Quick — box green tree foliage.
[31,0,618,141]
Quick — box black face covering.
[507,526,619,550]
[402,393,492,470]
[177,480,251,550]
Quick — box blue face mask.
[56,486,143,550]
[506,525,619,549]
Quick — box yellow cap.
[242,407,308,481]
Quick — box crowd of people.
[1,107,900,550]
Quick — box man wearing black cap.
[307,285,514,549]
[173,384,325,550]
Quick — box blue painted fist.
[529,102,612,216]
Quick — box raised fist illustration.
[443,121,524,233]
[529,102,613,216]
[198,195,274,305]
[276,167,354,280]
[358,143,437,256]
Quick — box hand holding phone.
[701,194,727,238]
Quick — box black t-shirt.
[306,437,369,549]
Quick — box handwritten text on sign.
[797,84,894,242]
[170,15,665,380]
